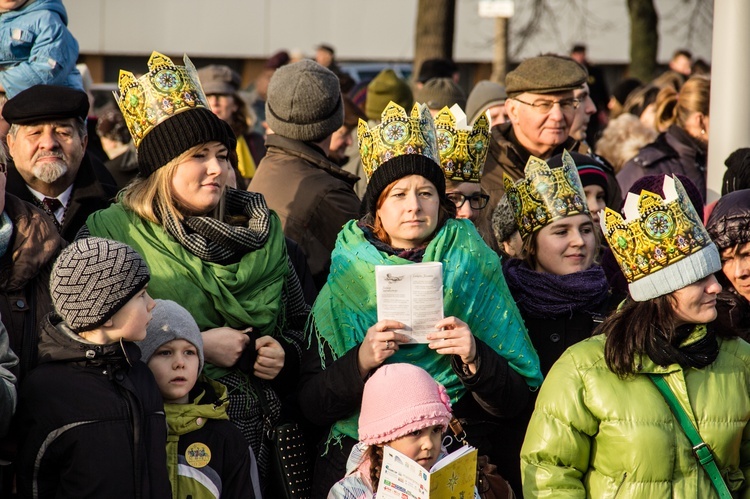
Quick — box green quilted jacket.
[521,333,750,498]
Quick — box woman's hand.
[357,320,411,379]
[201,327,253,367]
[427,317,477,374]
[254,335,285,380]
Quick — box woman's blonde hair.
[595,114,658,173]
[654,75,710,132]
[120,144,225,224]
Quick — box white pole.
[706,0,750,202]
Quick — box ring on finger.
[385,340,393,350]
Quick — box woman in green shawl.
[79,52,310,481]
[299,102,543,496]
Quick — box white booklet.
[376,444,478,499]
[375,262,444,343]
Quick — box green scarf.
[312,218,542,444]
[86,203,289,379]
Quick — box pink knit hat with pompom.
[358,363,452,445]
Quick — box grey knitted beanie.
[137,299,204,372]
[265,59,344,142]
[50,237,150,333]
[492,194,519,244]
[466,80,507,125]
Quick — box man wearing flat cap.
[481,54,621,213]
[3,84,118,241]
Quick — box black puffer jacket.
[706,189,750,341]
[618,125,707,200]
[16,314,171,499]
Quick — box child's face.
[387,424,443,470]
[102,286,155,343]
[147,339,200,404]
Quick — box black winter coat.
[16,314,171,499]
[618,125,707,200]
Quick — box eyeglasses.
[513,97,581,113]
[447,192,490,210]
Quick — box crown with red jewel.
[433,105,490,183]
[601,175,720,301]
[115,52,208,148]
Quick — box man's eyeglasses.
[513,97,581,113]
[447,192,490,210]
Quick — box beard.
[32,158,68,184]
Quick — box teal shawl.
[86,202,289,379]
[312,218,542,443]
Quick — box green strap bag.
[648,374,733,499]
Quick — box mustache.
[34,152,65,161]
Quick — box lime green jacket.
[521,334,750,498]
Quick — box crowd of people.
[0,1,748,498]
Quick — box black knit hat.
[136,107,234,176]
[361,154,446,217]
[722,148,750,196]
[50,237,151,333]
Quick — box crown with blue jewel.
[601,175,720,301]
[357,101,440,182]
[115,52,208,148]
[433,104,490,183]
[503,150,589,239]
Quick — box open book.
[376,444,477,499]
[375,262,444,343]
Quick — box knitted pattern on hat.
[265,59,343,142]
[137,299,204,372]
[492,194,518,243]
[466,80,507,125]
[137,107,233,176]
[50,237,150,333]
[358,363,452,445]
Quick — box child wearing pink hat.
[328,363,470,498]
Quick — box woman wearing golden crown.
[434,104,499,254]
[298,101,542,494]
[521,175,750,498]
[78,53,310,480]
[491,151,612,494]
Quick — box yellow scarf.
[236,135,256,179]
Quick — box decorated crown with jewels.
[357,101,440,182]
[503,150,589,239]
[600,175,719,300]
[434,105,490,183]
[115,52,208,148]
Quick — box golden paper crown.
[115,52,208,148]
[601,175,715,291]
[434,105,490,183]
[357,101,440,182]
[503,150,589,239]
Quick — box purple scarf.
[503,258,610,319]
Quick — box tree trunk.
[413,0,456,80]
[628,0,659,81]
[490,17,509,84]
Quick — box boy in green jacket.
[138,299,257,499]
